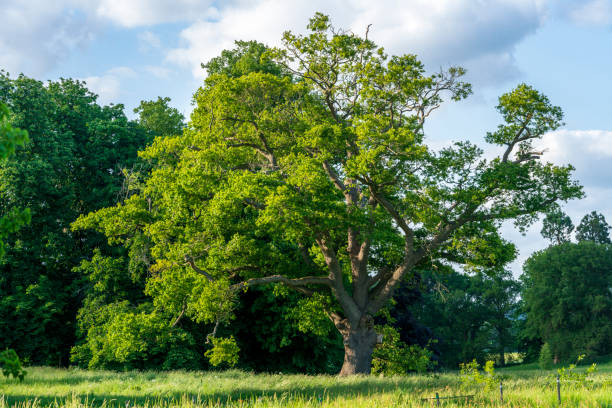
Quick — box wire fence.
[421,374,573,405]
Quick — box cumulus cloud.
[95,0,221,27]
[80,66,136,105]
[536,129,612,188]
[138,31,162,52]
[164,0,550,83]
[500,128,612,276]
[0,1,96,76]
[568,0,612,26]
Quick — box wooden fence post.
[557,374,561,404]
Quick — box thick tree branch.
[231,274,332,293]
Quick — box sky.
[2,0,611,276]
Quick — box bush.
[372,326,435,375]
[459,359,501,391]
[0,349,27,381]
[539,343,553,370]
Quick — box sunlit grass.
[2,362,612,407]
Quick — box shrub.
[539,343,553,370]
[0,349,27,381]
[459,359,501,391]
[371,326,434,375]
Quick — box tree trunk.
[336,317,378,376]
[499,348,505,366]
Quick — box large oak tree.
[75,14,582,375]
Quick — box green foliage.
[522,241,612,361]
[231,287,343,374]
[541,205,574,245]
[134,97,184,137]
[371,326,434,375]
[397,267,520,368]
[556,354,597,385]
[460,359,501,391]
[71,302,201,370]
[0,102,28,159]
[287,293,335,337]
[0,348,26,381]
[0,102,30,258]
[0,73,151,365]
[72,14,581,374]
[205,336,240,368]
[203,40,287,78]
[539,343,553,370]
[576,211,611,244]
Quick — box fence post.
[435,392,440,406]
[557,374,561,404]
[500,380,503,403]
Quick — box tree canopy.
[576,211,611,244]
[522,241,612,360]
[541,205,574,245]
[74,13,582,375]
[0,73,151,364]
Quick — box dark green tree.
[473,270,521,366]
[0,102,29,257]
[0,73,151,365]
[541,206,574,245]
[522,241,612,361]
[576,211,611,244]
[75,14,582,375]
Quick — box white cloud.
[502,128,612,276]
[80,66,136,105]
[145,65,172,79]
[138,31,162,52]
[95,0,221,27]
[165,0,549,84]
[569,0,612,26]
[0,1,96,76]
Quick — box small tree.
[75,14,582,375]
[576,211,611,244]
[539,343,553,370]
[541,205,574,245]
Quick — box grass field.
[2,362,612,407]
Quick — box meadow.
[2,362,612,408]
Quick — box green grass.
[2,362,612,407]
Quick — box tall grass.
[1,364,612,407]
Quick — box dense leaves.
[522,241,612,361]
[576,211,611,244]
[0,73,151,364]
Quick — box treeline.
[0,39,610,373]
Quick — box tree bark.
[499,348,505,366]
[335,316,379,376]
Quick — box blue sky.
[2,0,611,275]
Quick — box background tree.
[576,211,611,244]
[0,73,151,365]
[521,241,612,361]
[0,102,29,257]
[541,205,574,245]
[133,97,185,138]
[75,14,581,375]
[473,269,521,366]
[394,267,520,368]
